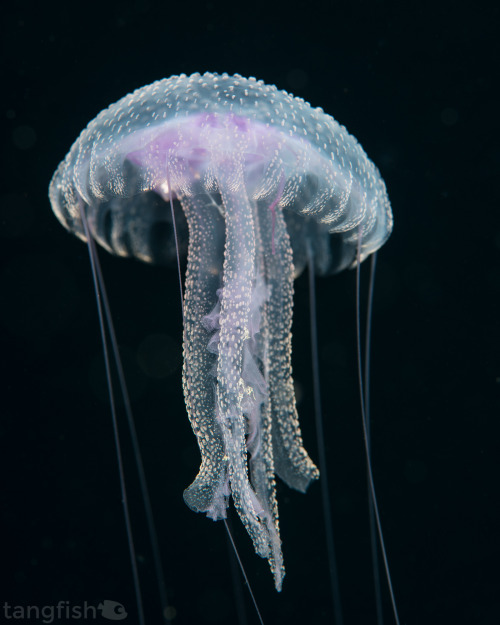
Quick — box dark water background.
[1,1,499,623]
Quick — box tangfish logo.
[98,600,128,620]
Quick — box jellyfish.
[48,72,392,594]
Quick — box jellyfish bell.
[49,73,392,594]
[50,73,391,271]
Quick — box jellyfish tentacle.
[249,206,284,592]
[181,190,228,518]
[216,162,284,589]
[259,198,320,493]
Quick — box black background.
[1,1,499,624]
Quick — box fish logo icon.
[98,600,128,620]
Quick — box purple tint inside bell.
[125,112,301,199]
